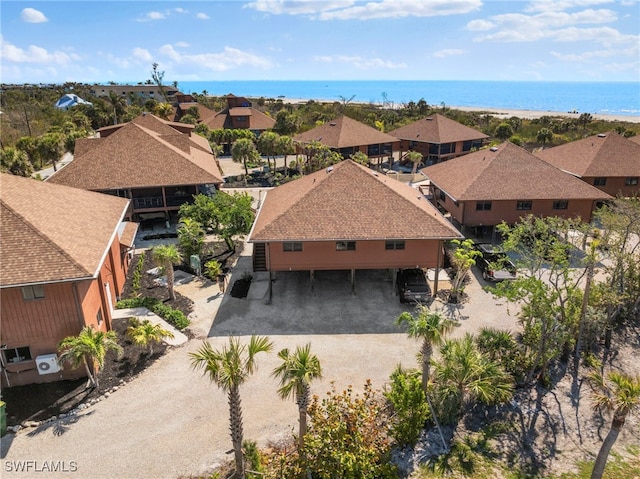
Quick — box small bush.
[116,296,189,330]
[385,366,429,447]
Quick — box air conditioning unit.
[36,354,61,375]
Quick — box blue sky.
[1,0,639,84]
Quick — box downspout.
[72,282,85,330]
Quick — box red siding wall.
[1,236,127,387]
[583,176,639,198]
[267,239,442,271]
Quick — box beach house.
[249,160,461,294]
[293,115,400,166]
[421,142,612,238]
[535,131,640,198]
[46,113,223,225]
[0,174,135,387]
[388,113,489,166]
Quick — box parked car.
[474,243,517,281]
[396,268,432,303]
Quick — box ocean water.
[178,80,640,117]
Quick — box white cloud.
[138,11,167,22]
[175,41,190,48]
[313,54,406,69]
[433,49,464,58]
[466,19,494,31]
[132,48,153,62]
[158,45,272,71]
[196,12,210,20]
[525,0,614,13]
[468,7,637,46]
[174,8,188,14]
[0,37,79,64]
[246,1,354,15]
[21,7,48,23]
[246,0,482,20]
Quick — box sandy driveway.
[1,245,519,479]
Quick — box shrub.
[115,296,189,330]
[385,366,429,447]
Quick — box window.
[439,190,446,202]
[516,200,532,210]
[594,178,607,186]
[283,242,303,252]
[97,309,103,326]
[553,200,569,210]
[476,201,492,211]
[3,346,32,364]
[625,177,639,186]
[22,285,45,300]
[385,240,405,250]
[336,241,356,251]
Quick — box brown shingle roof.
[629,135,640,146]
[535,132,640,177]
[203,107,275,131]
[388,113,489,143]
[47,114,222,190]
[293,115,399,149]
[421,142,612,201]
[0,174,129,287]
[250,160,461,242]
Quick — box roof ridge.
[0,200,91,277]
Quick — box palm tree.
[432,333,513,420]
[154,102,174,120]
[58,326,123,388]
[587,369,640,479]
[126,317,174,356]
[231,137,261,180]
[272,343,322,449]
[396,306,456,394]
[406,150,423,175]
[0,147,33,176]
[151,244,183,301]
[190,336,273,479]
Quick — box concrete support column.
[392,268,398,296]
[310,269,315,293]
[350,269,356,295]
[267,270,273,305]
[433,240,442,296]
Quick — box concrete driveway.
[0,244,519,479]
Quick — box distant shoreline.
[278,97,640,123]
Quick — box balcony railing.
[133,197,164,209]
[132,195,195,209]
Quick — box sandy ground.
[0,242,519,479]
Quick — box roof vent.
[329,122,337,126]
[490,146,498,152]
[326,166,333,173]
[597,133,607,137]
[426,117,433,121]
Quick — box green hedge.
[115,297,190,330]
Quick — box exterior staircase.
[253,243,267,272]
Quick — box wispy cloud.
[158,45,272,71]
[433,49,464,58]
[247,0,482,20]
[21,7,48,23]
[196,12,210,20]
[137,8,190,22]
[314,54,406,69]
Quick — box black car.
[474,243,517,281]
[396,268,432,303]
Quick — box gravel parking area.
[1,243,519,479]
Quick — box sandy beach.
[282,97,640,123]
